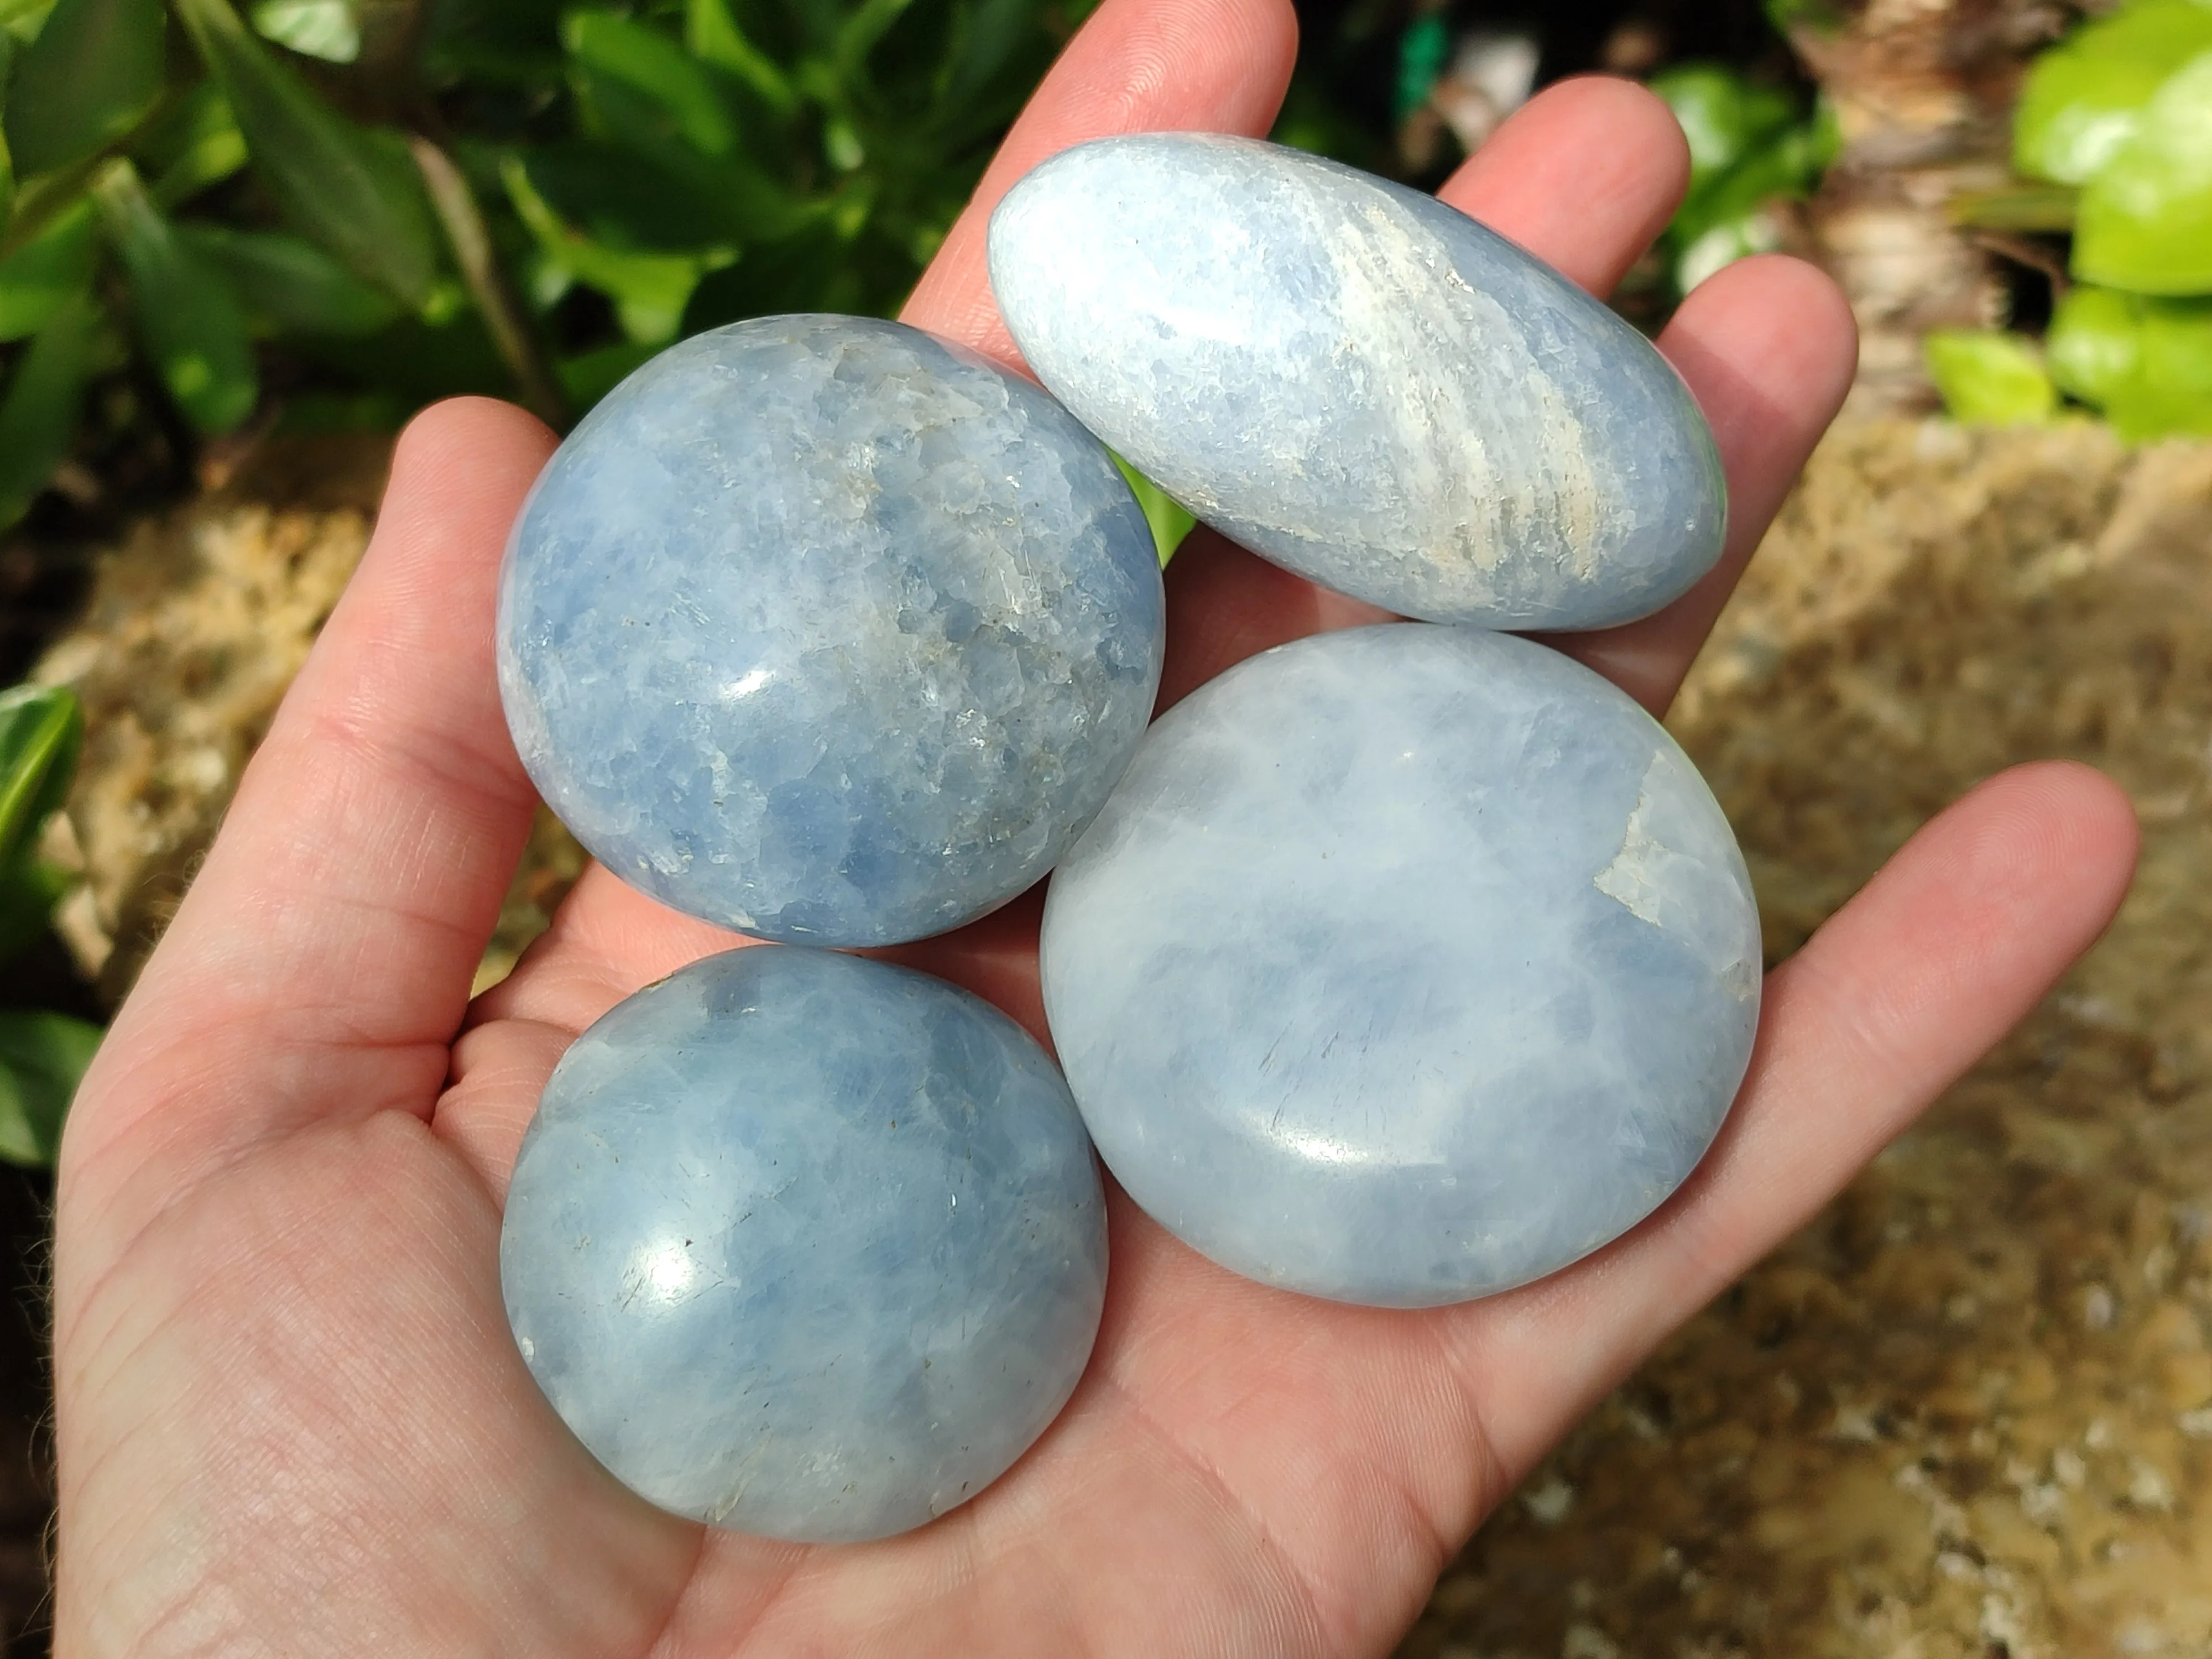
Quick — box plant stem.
[408,135,568,426]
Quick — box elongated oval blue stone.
[502,946,1108,1540]
[988,135,1727,630]
[1039,625,1760,1307]
[498,315,1166,948]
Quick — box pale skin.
[49,0,2141,1651]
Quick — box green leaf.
[833,0,917,79]
[173,0,441,306]
[2112,295,2212,437]
[1674,210,1785,295]
[1651,65,1799,190]
[2075,51,2212,295]
[287,305,512,406]
[0,34,18,229]
[1393,10,1448,124]
[93,159,259,432]
[1949,182,2081,232]
[0,1009,101,1166]
[250,0,359,62]
[502,151,723,343]
[555,337,653,407]
[1925,330,2059,426]
[0,857,70,962]
[2049,284,2212,441]
[0,194,91,340]
[2015,1,2212,185]
[1765,0,1844,35]
[2047,283,2145,408]
[0,682,79,870]
[521,140,735,252]
[685,0,796,116]
[937,0,1050,111]
[565,9,736,156]
[1110,452,1195,565]
[0,0,58,39]
[0,289,93,528]
[177,223,398,335]
[134,82,250,211]
[1,0,164,179]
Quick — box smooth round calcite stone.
[1040,625,1761,1308]
[501,946,1108,1540]
[498,314,1165,948]
[988,135,1728,630]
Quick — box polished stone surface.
[498,315,1165,948]
[501,946,1108,1540]
[988,134,1728,630]
[1039,624,1760,1307]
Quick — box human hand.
[50,0,2138,1651]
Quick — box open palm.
[51,0,2138,1652]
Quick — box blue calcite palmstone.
[988,134,1728,630]
[502,945,1108,1540]
[1040,624,1761,1308]
[498,315,1165,948]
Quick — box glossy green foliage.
[0,291,96,526]
[173,0,441,306]
[2,0,163,179]
[95,158,258,431]
[0,1009,100,1165]
[2015,0,2212,186]
[0,683,79,873]
[2048,284,2212,440]
[2008,1,2212,296]
[1924,329,2058,427]
[1650,64,1834,298]
[0,0,1098,529]
[1987,0,2212,436]
[2074,52,2212,295]
[1111,452,1195,566]
[179,222,399,335]
[249,0,358,62]
[0,195,90,338]
[0,684,97,1168]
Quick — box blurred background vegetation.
[1928,0,2212,436]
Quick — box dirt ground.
[13,419,2212,1653]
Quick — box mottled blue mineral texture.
[502,945,1108,1540]
[988,134,1727,630]
[498,315,1165,948]
[1040,625,1761,1308]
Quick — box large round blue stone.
[498,315,1166,948]
[501,946,1108,1540]
[1040,625,1761,1308]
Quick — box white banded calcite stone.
[498,315,1166,948]
[988,135,1727,630]
[502,946,1108,1540]
[1039,625,1760,1307]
